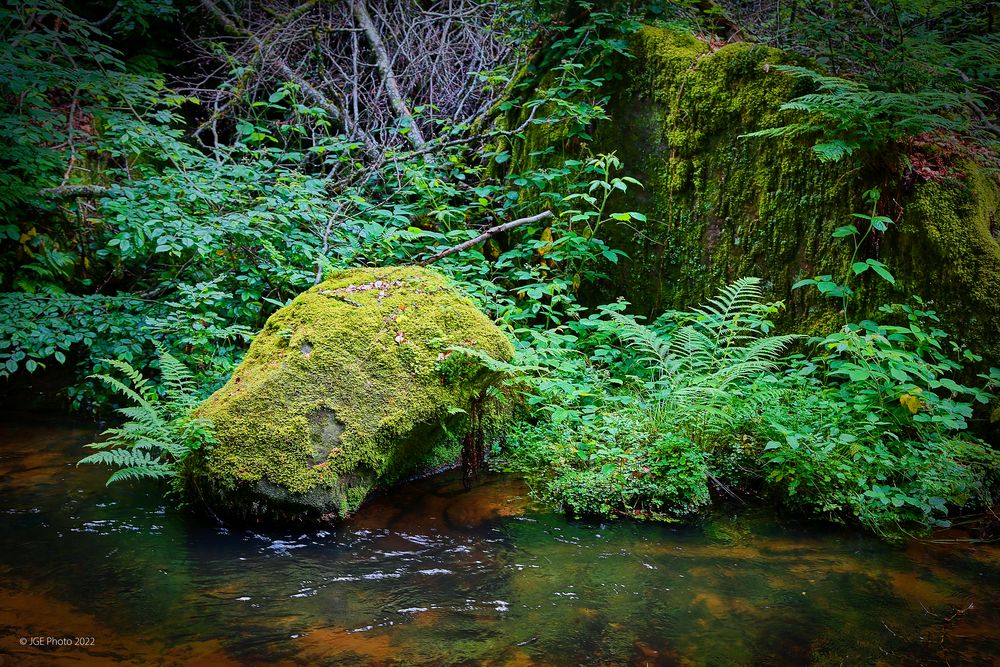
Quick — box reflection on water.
[1,419,998,665]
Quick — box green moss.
[193,266,515,521]
[574,25,999,366]
[892,167,1000,362]
[589,26,863,329]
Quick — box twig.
[945,602,975,622]
[199,0,345,128]
[352,0,425,148]
[379,104,540,166]
[418,210,553,265]
[708,471,746,504]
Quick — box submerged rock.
[191,266,514,522]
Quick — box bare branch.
[419,210,555,266]
[352,0,426,148]
[198,0,345,129]
[41,184,111,199]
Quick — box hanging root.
[461,390,487,490]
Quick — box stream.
[1,417,998,665]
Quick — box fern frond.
[813,141,858,162]
[738,334,800,363]
[79,345,213,488]
[116,404,167,428]
[106,464,174,485]
[91,373,156,413]
[668,325,716,373]
[602,309,674,376]
[77,449,174,486]
[104,358,157,403]
[746,65,967,161]
[691,277,764,325]
[770,65,865,91]
[604,279,797,440]
[78,447,170,475]
[156,343,198,409]
[740,125,805,139]
[446,344,544,375]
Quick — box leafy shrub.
[0,2,643,409]
[512,413,711,520]
[752,192,999,534]
[755,365,999,533]
[501,278,794,519]
[500,269,998,535]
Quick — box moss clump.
[893,167,1000,363]
[192,266,514,522]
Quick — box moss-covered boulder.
[192,266,515,523]
[507,25,1000,367]
[597,27,1000,358]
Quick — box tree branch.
[352,0,426,148]
[41,184,111,199]
[383,103,541,165]
[198,0,345,129]
[419,210,554,265]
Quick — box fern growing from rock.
[79,346,214,489]
[743,65,967,161]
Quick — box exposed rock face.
[509,25,1000,437]
[192,266,515,522]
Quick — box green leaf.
[832,225,858,238]
[870,216,893,232]
[848,368,870,382]
[867,260,895,284]
[889,367,909,382]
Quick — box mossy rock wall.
[192,266,515,523]
[579,26,1000,364]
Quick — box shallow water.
[1,419,998,666]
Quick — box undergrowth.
[488,208,1000,537]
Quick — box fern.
[79,345,214,490]
[742,65,968,161]
[600,278,798,434]
[78,449,174,484]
